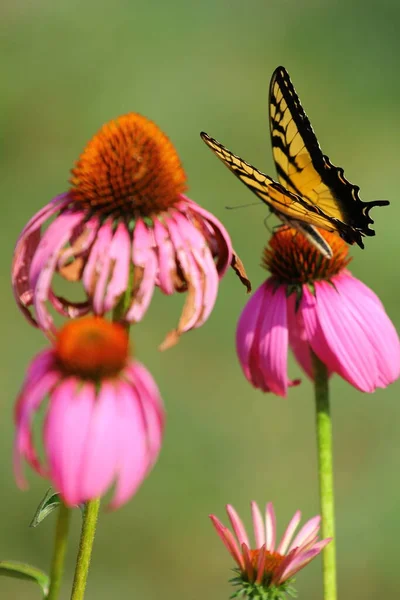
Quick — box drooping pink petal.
[276,510,301,555]
[251,501,265,548]
[110,381,154,508]
[103,222,131,312]
[57,217,99,272]
[173,211,219,327]
[30,211,85,334]
[153,217,177,295]
[300,283,381,392]
[44,379,95,506]
[287,294,314,379]
[334,273,400,386]
[126,219,157,323]
[236,281,299,396]
[265,502,277,552]
[209,515,244,569]
[12,194,71,323]
[14,352,59,486]
[78,382,120,501]
[226,505,250,548]
[158,216,207,349]
[178,195,233,276]
[125,362,165,463]
[82,220,114,314]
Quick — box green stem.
[46,503,71,600]
[312,351,337,600]
[70,499,100,600]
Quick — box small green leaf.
[30,488,62,528]
[0,560,49,596]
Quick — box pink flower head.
[12,113,249,349]
[14,316,164,509]
[236,226,400,396]
[210,501,331,596]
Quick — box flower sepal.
[229,569,296,600]
[29,488,62,528]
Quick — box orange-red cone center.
[70,113,187,217]
[55,316,129,379]
[263,226,351,284]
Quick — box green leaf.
[30,488,62,528]
[0,560,49,596]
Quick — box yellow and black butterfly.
[200,66,389,258]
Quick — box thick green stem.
[70,499,100,600]
[47,503,71,600]
[312,351,337,600]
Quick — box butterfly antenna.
[225,201,263,210]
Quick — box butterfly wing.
[200,132,337,232]
[269,66,389,247]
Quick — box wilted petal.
[126,219,157,323]
[103,223,131,312]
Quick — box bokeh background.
[1,0,400,598]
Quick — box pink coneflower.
[12,114,248,349]
[210,501,330,598]
[236,227,400,396]
[14,316,164,509]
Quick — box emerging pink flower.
[12,113,248,350]
[210,501,331,598]
[237,227,400,396]
[14,316,164,509]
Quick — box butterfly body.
[201,66,389,257]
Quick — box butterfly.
[200,66,389,258]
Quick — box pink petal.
[31,211,85,334]
[287,294,314,379]
[226,505,250,547]
[153,218,176,295]
[265,502,276,552]
[44,380,95,506]
[178,195,233,276]
[301,282,380,392]
[83,220,113,314]
[288,515,321,552]
[280,539,331,581]
[209,515,244,569]
[276,510,301,555]
[173,211,219,327]
[12,194,70,323]
[242,543,254,581]
[78,382,120,501]
[14,352,59,486]
[251,501,265,548]
[236,280,298,396]
[255,544,267,584]
[57,217,99,270]
[125,362,165,463]
[109,381,153,508]
[126,219,157,323]
[334,273,400,386]
[103,222,131,312]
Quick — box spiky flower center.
[248,549,285,581]
[263,226,351,284]
[69,113,187,218]
[55,316,129,379]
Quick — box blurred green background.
[1,0,400,598]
